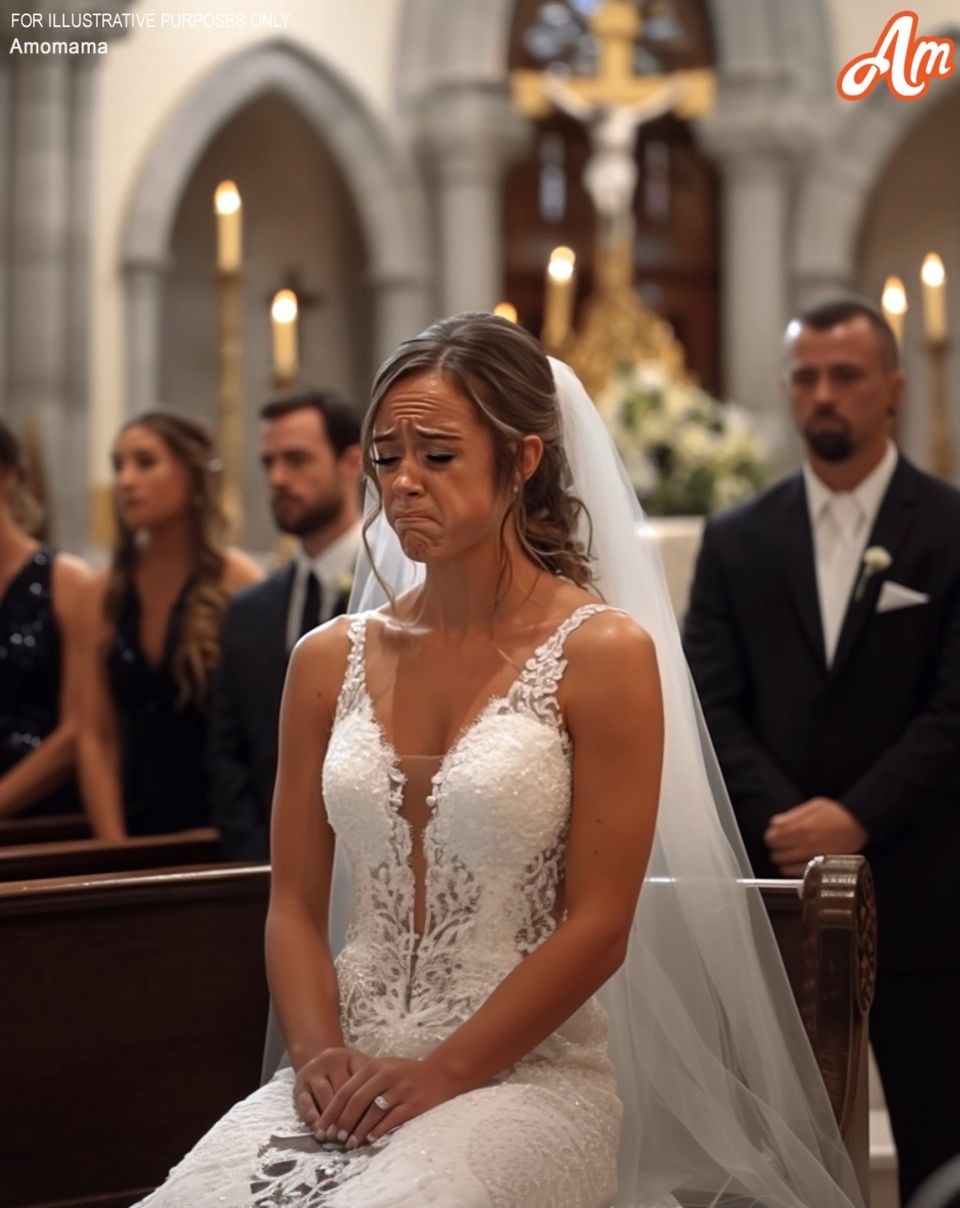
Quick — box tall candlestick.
[542,246,576,353]
[921,253,947,341]
[881,276,907,351]
[214,181,242,273]
[271,289,299,387]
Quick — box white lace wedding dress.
[137,603,624,1208]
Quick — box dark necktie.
[299,571,322,638]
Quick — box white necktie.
[818,493,865,665]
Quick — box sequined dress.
[0,546,81,816]
[137,604,624,1208]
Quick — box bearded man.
[684,297,960,1203]
[207,390,361,861]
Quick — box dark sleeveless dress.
[106,581,210,836]
[0,546,82,817]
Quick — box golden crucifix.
[513,1,713,117]
[514,0,713,247]
[511,0,715,391]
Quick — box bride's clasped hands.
[308,1052,464,1149]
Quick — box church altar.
[645,515,705,619]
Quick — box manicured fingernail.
[346,1135,359,1150]
[326,1126,338,1140]
[337,1130,349,1143]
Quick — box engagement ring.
[374,1094,390,1111]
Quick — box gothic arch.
[793,27,960,303]
[122,39,432,409]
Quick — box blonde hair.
[361,312,594,605]
[105,410,228,708]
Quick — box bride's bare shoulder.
[283,614,358,713]
[563,606,660,712]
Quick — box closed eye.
[370,452,457,467]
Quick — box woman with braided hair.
[78,410,261,840]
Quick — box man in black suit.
[207,390,361,861]
[684,298,960,1203]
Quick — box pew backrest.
[0,863,271,1208]
[0,827,224,881]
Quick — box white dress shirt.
[803,441,898,665]
[285,523,362,651]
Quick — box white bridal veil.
[269,355,865,1208]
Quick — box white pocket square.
[876,581,930,613]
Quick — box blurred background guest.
[207,389,361,862]
[0,418,92,820]
[78,411,261,841]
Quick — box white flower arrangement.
[595,362,768,516]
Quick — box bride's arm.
[265,618,352,1074]
[319,611,663,1146]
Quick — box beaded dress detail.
[137,603,623,1208]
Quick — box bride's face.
[372,370,510,564]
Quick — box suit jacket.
[683,456,960,970]
[206,565,295,861]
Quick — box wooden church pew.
[0,812,90,846]
[0,855,874,1208]
[0,827,225,881]
[759,854,876,1203]
[0,863,271,1208]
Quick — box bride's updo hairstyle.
[362,312,594,593]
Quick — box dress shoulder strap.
[508,602,614,734]
[334,612,371,720]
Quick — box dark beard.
[272,495,344,537]
[803,420,852,462]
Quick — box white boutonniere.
[854,546,892,600]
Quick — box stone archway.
[122,39,432,413]
[793,28,960,304]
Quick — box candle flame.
[271,289,298,324]
[214,181,241,215]
[493,302,518,323]
[921,253,946,288]
[548,246,576,284]
[882,276,907,316]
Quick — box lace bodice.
[139,602,623,1208]
[324,603,612,1062]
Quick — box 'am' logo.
[837,11,955,101]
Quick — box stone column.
[7,52,72,534]
[368,270,434,366]
[697,105,816,468]
[417,81,531,316]
[123,259,170,416]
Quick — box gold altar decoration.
[568,246,688,398]
[512,0,715,397]
[214,180,244,538]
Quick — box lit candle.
[493,302,518,324]
[214,181,242,272]
[881,276,907,349]
[542,246,576,350]
[271,289,299,383]
[921,253,947,341]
